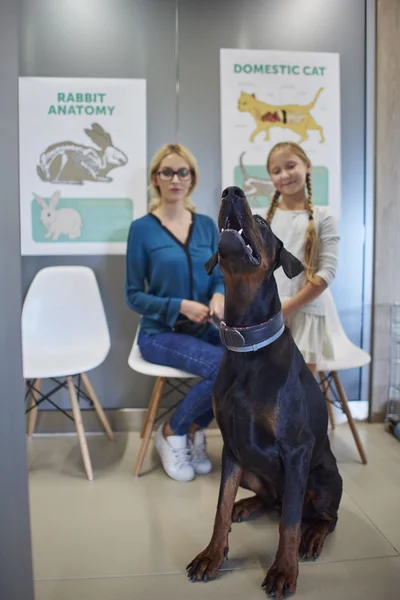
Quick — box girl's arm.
[283,212,339,319]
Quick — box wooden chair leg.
[140,419,148,439]
[67,376,94,481]
[133,377,166,477]
[140,413,149,439]
[140,376,168,438]
[81,372,114,441]
[331,371,368,465]
[27,378,41,438]
[319,371,335,430]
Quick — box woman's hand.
[180,299,210,323]
[209,293,225,321]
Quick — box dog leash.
[213,312,285,353]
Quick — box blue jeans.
[138,326,224,435]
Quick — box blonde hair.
[266,142,319,285]
[148,143,199,212]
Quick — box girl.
[265,142,339,377]
[126,144,224,482]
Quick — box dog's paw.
[262,560,298,598]
[299,520,332,561]
[186,545,228,582]
[232,496,266,523]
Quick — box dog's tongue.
[218,230,247,260]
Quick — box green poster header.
[48,92,116,116]
[234,64,326,76]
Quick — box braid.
[306,173,313,219]
[304,173,319,284]
[266,190,280,224]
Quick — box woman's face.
[154,153,193,205]
[268,149,310,197]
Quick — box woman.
[126,144,225,482]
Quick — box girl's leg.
[307,363,317,378]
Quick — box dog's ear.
[275,238,304,279]
[279,247,304,279]
[205,252,218,275]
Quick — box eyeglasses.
[157,168,192,182]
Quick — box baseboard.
[370,407,387,423]
[331,400,369,424]
[32,409,147,435]
[31,403,368,435]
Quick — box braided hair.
[266,189,281,224]
[266,142,319,284]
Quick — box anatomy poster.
[19,77,146,255]
[220,49,341,219]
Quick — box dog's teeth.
[238,229,243,235]
[246,244,253,254]
[221,228,224,232]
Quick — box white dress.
[269,206,339,365]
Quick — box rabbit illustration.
[33,191,83,241]
[37,123,128,185]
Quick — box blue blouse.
[125,212,224,334]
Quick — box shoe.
[189,430,212,475]
[155,425,195,482]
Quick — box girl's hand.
[209,293,225,321]
[180,300,210,323]
[282,300,296,324]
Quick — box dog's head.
[238,91,257,113]
[206,186,304,284]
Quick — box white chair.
[317,289,370,464]
[22,266,114,480]
[128,324,197,477]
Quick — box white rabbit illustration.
[37,123,128,185]
[33,191,83,241]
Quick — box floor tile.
[35,556,400,600]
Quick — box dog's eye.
[254,215,268,228]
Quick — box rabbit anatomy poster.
[19,77,146,255]
[220,49,341,220]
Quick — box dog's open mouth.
[219,210,261,266]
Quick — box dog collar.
[218,311,285,353]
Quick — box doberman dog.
[187,186,342,598]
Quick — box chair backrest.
[322,288,351,345]
[22,266,110,351]
[318,288,371,371]
[133,322,140,347]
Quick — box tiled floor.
[28,424,400,599]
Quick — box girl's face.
[268,149,310,197]
[153,153,193,205]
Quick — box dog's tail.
[239,152,249,178]
[308,87,324,110]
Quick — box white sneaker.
[155,425,195,482]
[189,430,212,475]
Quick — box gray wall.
[20,0,369,411]
[371,0,400,420]
[0,1,35,598]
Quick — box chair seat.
[128,340,196,379]
[318,341,371,372]
[23,342,109,379]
